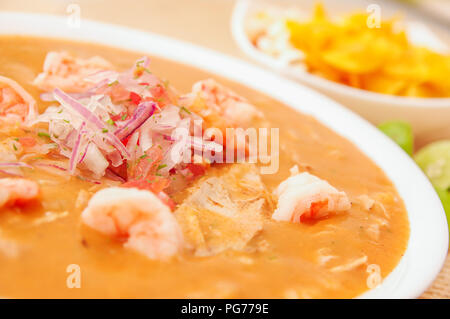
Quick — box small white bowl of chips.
[232,0,450,145]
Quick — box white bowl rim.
[231,0,450,108]
[0,11,448,299]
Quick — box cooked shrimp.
[272,172,351,223]
[33,51,113,93]
[0,178,39,208]
[81,187,183,260]
[0,75,37,125]
[183,79,262,129]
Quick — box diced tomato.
[121,143,176,209]
[150,84,164,97]
[128,145,163,179]
[111,112,127,122]
[186,163,207,177]
[121,134,132,146]
[108,85,130,103]
[129,91,142,105]
[18,137,37,148]
[107,162,128,181]
[150,84,170,107]
[122,175,170,193]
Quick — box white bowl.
[0,12,447,298]
[231,0,450,144]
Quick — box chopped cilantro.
[180,106,191,114]
[157,164,167,171]
[37,132,51,138]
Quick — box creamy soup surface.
[0,36,409,298]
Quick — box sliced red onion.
[81,144,109,178]
[190,137,223,153]
[50,138,72,158]
[53,88,129,159]
[76,175,102,185]
[71,79,110,99]
[69,122,86,174]
[0,169,23,177]
[114,101,156,140]
[78,143,90,164]
[34,162,67,171]
[0,162,33,169]
[126,131,140,163]
[34,162,100,185]
[84,70,118,84]
[40,79,109,102]
[106,149,124,168]
[163,134,175,141]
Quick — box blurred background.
[2,0,449,56]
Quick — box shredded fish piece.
[0,228,22,258]
[236,255,254,265]
[330,255,368,273]
[356,194,375,211]
[289,164,299,176]
[75,189,90,210]
[175,164,266,256]
[316,248,337,265]
[365,223,381,241]
[33,211,69,226]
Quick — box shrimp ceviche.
[0,36,409,298]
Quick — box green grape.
[435,187,450,235]
[378,121,414,155]
[414,140,450,190]
[414,140,450,236]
